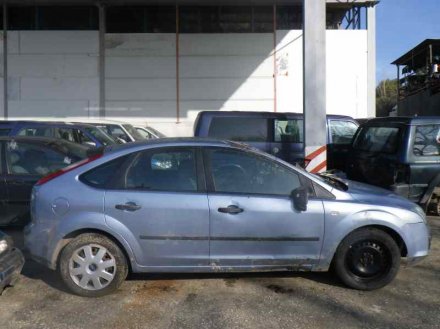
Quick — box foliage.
[376,79,398,117]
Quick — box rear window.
[329,120,358,145]
[208,117,268,142]
[353,126,400,154]
[413,125,440,157]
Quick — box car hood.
[342,179,419,212]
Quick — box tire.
[428,197,440,216]
[333,228,401,291]
[59,233,128,297]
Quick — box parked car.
[347,116,440,215]
[71,119,145,143]
[193,111,359,170]
[0,230,25,294]
[0,137,93,227]
[0,121,116,148]
[24,138,430,297]
[135,126,166,139]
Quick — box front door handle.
[218,205,243,215]
[115,202,141,212]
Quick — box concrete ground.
[0,218,439,329]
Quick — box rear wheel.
[59,233,128,297]
[334,228,401,290]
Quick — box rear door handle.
[218,205,243,215]
[115,202,141,212]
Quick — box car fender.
[316,209,408,271]
[49,211,141,271]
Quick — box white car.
[135,126,166,139]
[70,119,145,143]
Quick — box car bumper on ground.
[0,248,25,293]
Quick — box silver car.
[24,139,430,297]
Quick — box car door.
[347,124,404,188]
[104,147,210,268]
[205,147,325,268]
[327,119,359,171]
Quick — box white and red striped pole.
[303,0,327,174]
[305,145,327,174]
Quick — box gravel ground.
[0,218,439,329]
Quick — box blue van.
[0,121,116,148]
[194,111,359,170]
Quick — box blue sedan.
[24,138,430,297]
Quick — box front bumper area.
[0,248,25,293]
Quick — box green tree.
[376,79,398,117]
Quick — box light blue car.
[24,139,431,297]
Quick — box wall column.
[98,3,106,118]
[3,2,8,119]
[303,0,327,173]
[367,4,376,117]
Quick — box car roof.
[104,137,249,155]
[362,116,440,126]
[0,120,100,129]
[196,111,355,120]
[0,136,77,145]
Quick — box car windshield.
[123,124,145,140]
[353,126,400,154]
[84,127,116,146]
[146,126,166,138]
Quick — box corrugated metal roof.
[392,39,440,66]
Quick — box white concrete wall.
[2,29,368,136]
[275,29,368,119]
[7,31,99,118]
[105,33,178,136]
[178,34,275,135]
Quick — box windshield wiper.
[317,173,349,191]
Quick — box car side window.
[124,149,198,192]
[0,129,11,136]
[329,120,358,145]
[54,128,76,143]
[208,148,301,196]
[274,119,304,143]
[208,117,268,142]
[413,125,440,157]
[18,127,53,138]
[6,141,73,176]
[80,156,129,188]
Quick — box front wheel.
[59,233,128,297]
[333,228,401,290]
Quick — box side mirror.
[291,187,308,212]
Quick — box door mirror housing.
[291,187,308,212]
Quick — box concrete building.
[393,39,440,116]
[1,0,377,137]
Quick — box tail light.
[36,154,103,186]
